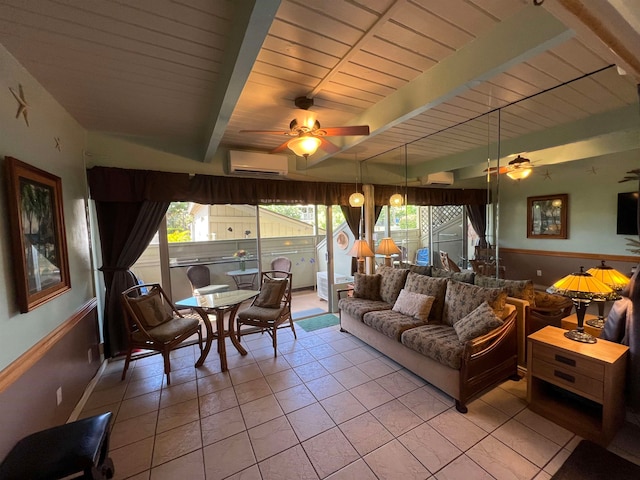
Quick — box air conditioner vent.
[228,150,288,177]
[421,172,454,186]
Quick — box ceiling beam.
[202,0,281,162]
[305,4,573,167]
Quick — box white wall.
[499,152,640,256]
[0,45,93,370]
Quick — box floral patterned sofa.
[338,266,518,413]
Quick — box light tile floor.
[80,322,640,480]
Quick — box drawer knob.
[555,354,576,367]
[554,370,575,383]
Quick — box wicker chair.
[121,283,203,385]
[236,271,295,356]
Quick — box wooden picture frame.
[527,194,568,239]
[5,156,71,312]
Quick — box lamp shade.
[506,168,532,180]
[376,237,401,256]
[349,192,364,207]
[389,193,404,207]
[586,260,630,291]
[547,267,616,300]
[348,240,374,258]
[287,135,321,157]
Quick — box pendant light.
[349,158,364,207]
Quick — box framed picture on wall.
[5,156,71,313]
[527,194,568,239]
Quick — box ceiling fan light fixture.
[389,193,404,207]
[287,135,321,157]
[506,168,532,180]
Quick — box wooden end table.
[527,326,628,445]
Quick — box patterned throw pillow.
[255,278,287,308]
[392,289,435,322]
[353,273,382,301]
[128,287,173,329]
[443,280,507,326]
[376,266,410,304]
[474,276,535,306]
[404,272,448,322]
[453,301,504,342]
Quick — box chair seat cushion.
[238,305,285,322]
[133,316,199,343]
[401,324,465,370]
[338,297,391,322]
[254,278,287,308]
[363,310,427,341]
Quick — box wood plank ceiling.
[0,0,638,186]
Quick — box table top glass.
[226,268,259,276]
[175,289,259,310]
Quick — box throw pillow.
[404,272,449,322]
[392,289,435,322]
[474,276,536,306]
[254,278,287,308]
[353,273,382,301]
[453,301,504,342]
[443,280,507,326]
[377,266,409,304]
[129,287,173,329]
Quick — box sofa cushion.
[377,266,410,304]
[453,301,504,342]
[442,281,507,326]
[353,273,382,301]
[401,324,465,369]
[363,310,428,341]
[338,297,391,322]
[403,272,448,322]
[474,276,535,306]
[409,264,432,276]
[431,268,475,284]
[392,289,435,322]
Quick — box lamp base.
[585,317,605,329]
[564,329,597,344]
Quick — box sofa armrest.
[465,308,517,357]
[505,297,530,366]
[336,288,353,301]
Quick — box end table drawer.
[532,358,603,402]
[533,343,604,380]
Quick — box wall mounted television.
[617,191,639,235]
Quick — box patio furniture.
[236,271,295,356]
[186,265,229,295]
[120,283,203,385]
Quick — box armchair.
[236,271,295,356]
[121,283,203,385]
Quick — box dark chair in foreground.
[0,412,114,480]
[236,270,295,355]
[121,283,203,385]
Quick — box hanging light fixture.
[349,159,364,207]
[287,135,321,158]
[389,193,403,207]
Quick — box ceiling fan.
[485,155,535,180]
[240,96,370,158]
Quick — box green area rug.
[295,314,340,332]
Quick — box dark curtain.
[94,200,170,357]
[466,204,488,248]
[340,205,363,274]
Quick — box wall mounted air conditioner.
[422,171,454,186]
[228,150,288,177]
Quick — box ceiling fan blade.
[484,166,510,175]
[240,129,290,135]
[319,137,340,153]
[270,140,291,154]
[320,125,370,136]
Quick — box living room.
[1,0,639,478]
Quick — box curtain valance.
[87,166,489,206]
